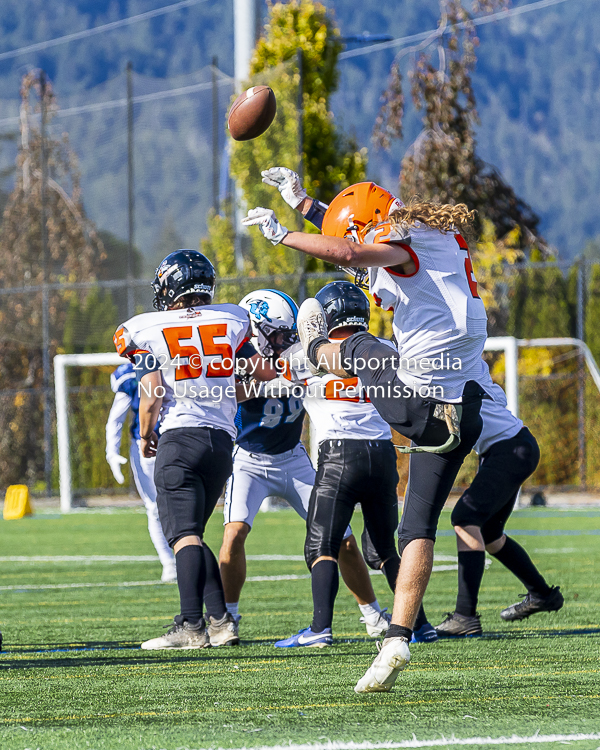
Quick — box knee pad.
[398,533,434,555]
[304,536,336,570]
[450,497,480,529]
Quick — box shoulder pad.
[363,220,411,246]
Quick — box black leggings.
[304,439,399,569]
[340,331,483,548]
[451,427,540,544]
[154,427,233,547]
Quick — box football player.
[105,362,176,583]
[269,281,402,648]
[113,250,263,650]
[220,288,393,640]
[362,381,563,637]
[435,387,563,634]
[245,169,488,692]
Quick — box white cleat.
[161,561,177,583]
[361,609,392,638]
[297,298,329,375]
[207,613,240,647]
[354,636,411,693]
[141,619,210,650]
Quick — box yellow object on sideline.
[3,485,33,520]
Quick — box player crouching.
[113,250,253,649]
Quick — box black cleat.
[500,586,564,622]
[435,611,482,637]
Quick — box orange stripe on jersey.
[385,243,419,278]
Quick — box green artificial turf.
[0,506,599,750]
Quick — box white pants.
[223,444,352,538]
[129,439,174,567]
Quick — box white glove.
[242,207,288,245]
[107,453,127,484]
[261,166,307,209]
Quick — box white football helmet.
[239,289,299,358]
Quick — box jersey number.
[325,377,370,403]
[163,324,233,381]
[259,398,304,428]
[456,235,480,299]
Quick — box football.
[227,85,277,141]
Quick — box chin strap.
[395,404,462,455]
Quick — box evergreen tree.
[204,0,367,295]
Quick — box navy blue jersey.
[110,363,140,439]
[235,394,305,454]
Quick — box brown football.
[227,85,277,141]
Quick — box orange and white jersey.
[474,359,524,455]
[283,342,392,444]
[366,223,489,403]
[114,304,250,438]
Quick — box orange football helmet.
[321,182,403,243]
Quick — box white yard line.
[0,554,461,564]
[0,564,460,591]
[198,733,600,750]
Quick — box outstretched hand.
[261,166,307,209]
[242,207,288,245]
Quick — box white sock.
[358,600,382,624]
[226,602,239,618]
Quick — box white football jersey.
[114,304,250,438]
[474,360,524,456]
[366,223,489,403]
[282,342,393,444]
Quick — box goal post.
[54,352,125,513]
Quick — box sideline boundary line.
[191,734,600,749]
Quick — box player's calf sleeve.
[175,545,206,624]
[382,555,400,593]
[490,536,551,596]
[455,550,486,617]
[413,603,429,630]
[310,560,339,633]
[201,543,228,619]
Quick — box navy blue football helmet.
[152,250,216,310]
[315,281,370,334]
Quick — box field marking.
[183,735,600,749]
[0,564,461,591]
[0,554,460,564]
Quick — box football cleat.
[435,611,482,637]
[500,586,564,622]
[296,298,329,375]
[361,609,391,638]
[274,626,333,648]
[411,622,439,643]
[206,613,240,647]
[141,618,210,650]
[354,636,410,693]
[161,561,177,583]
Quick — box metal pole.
[212,56,220,214]
[296,48,307,303]
[126,62,135,318]
[40,71,52,495]
[576,258,586,489]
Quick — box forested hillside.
[0,0,598,261]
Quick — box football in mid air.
[227,85,277,141]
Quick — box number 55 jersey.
[113,304,250,438]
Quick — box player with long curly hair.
[244,169,490,693]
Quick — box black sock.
[310,560,339,633]
[491,536,551,596]
[202,543,227,619]
[455,550,486,617]
[414,603,428,630]
[381,555,400,593]
[307,336,329,367]
[175,545,205,624]
[386,624,412,641]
